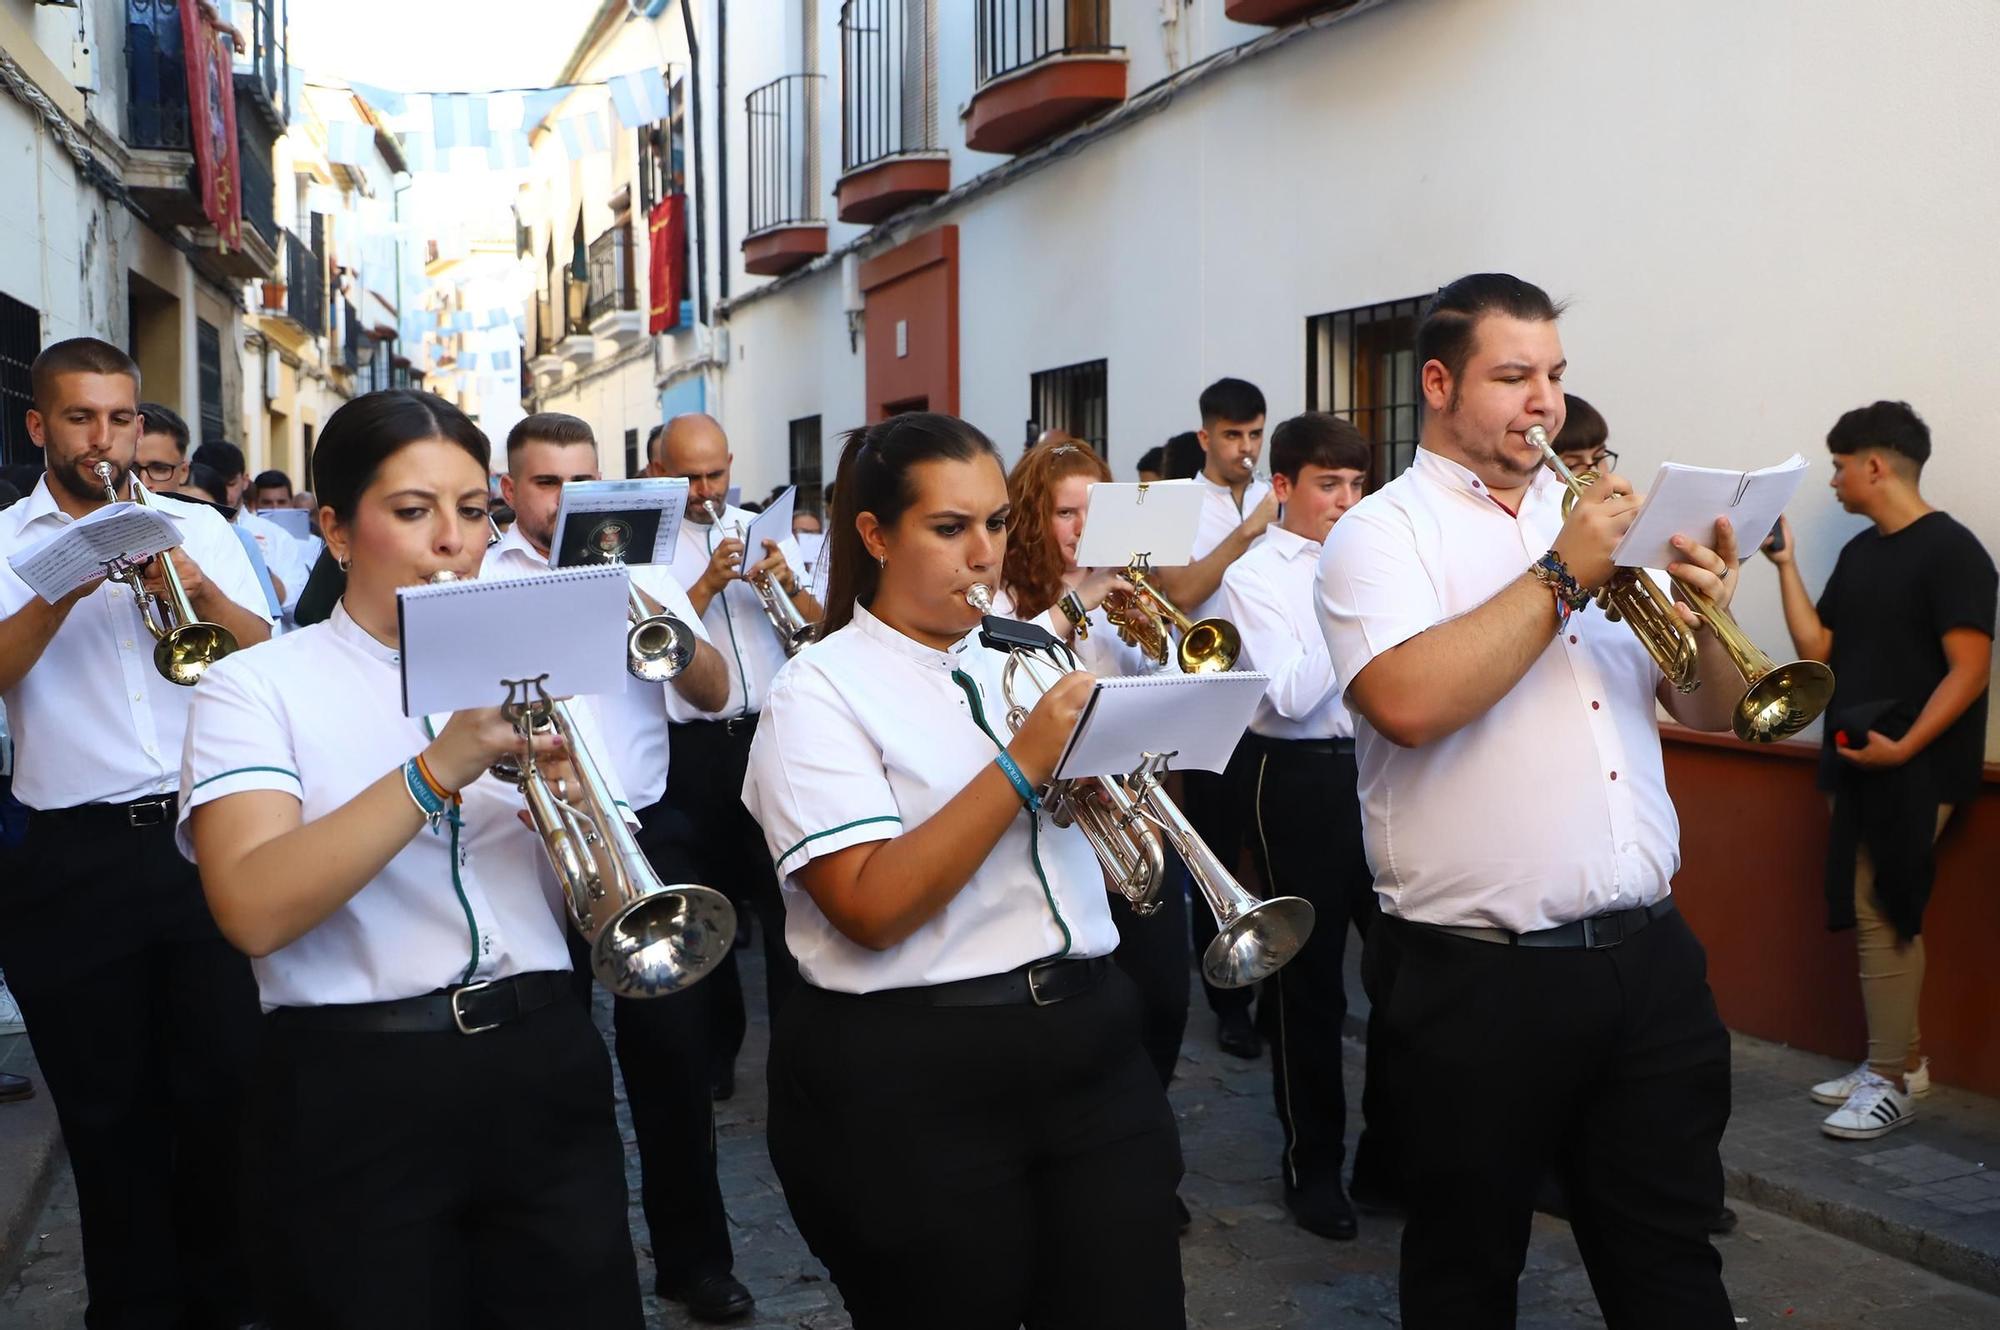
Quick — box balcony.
[1224,0,1363,25]
[836,0,950,225]
[123,0,205,225]
[231,0,289,136]
[266,230,326,339]
[743,74,828,277]
[585,225,644,346]
[965,0,1126,156]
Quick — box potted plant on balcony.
[261,279,288,312]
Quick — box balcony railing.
[341,299,362,372]
[231,0,288,130]
[976,0,1113,86]
[126,0,192,151]
[585,225,636,324]
[840,0,939,173]
[239,126,277,248]
[747,74,825,234]
[284,230,324,335]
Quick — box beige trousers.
[1849,804,1953,1078]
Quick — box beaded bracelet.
[1530,549,1589,627]
[993,751,1041,813]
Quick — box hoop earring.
[875,553,886,568]
[336,554,351,573]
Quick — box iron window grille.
[788,416,823,506]
[585,225,636,324]
[0,292,40,472]
[1306,297,1425,485]
[125,0,192,151]
[746,74,826,234]
[196,318,224,447]
[1028,359,1108,458]
[975,0,1116,87]
[840,0,940,173]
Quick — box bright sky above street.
[285,0,602,94]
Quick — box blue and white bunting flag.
[607,69,672,128]
[486,130,535,171]
[555,112,609,161]
[432,94,492,151]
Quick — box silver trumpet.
[429,572,735,997]
[967,584,1314,987]
[578,517,698,681]
[705,499,815,656]
[94,461,237,685]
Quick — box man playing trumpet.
[1317,274,1741,1328]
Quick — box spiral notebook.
[1055,672,1270,780]
[395,566,628,716]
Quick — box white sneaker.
[1822,1073,1916,1140]
[1811,1057,1930,1106]
[0,978,23,1037]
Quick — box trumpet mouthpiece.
[965,584,994,613]
[1525,425,1550,451]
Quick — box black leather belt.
[673,715,759,739]
[1246,733,1355,757]
[33,795,177,829]
[1416,897,1677,950]
[265,970,571,1036]
[859,956,1109,1008]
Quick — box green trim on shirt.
[775,814,904,869]
[950,669,1072,959]
[421,717,481,982]
[190,764,301,791]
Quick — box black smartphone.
[1764,520,1785,554]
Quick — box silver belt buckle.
[450,979,501,1034]
[1026,962,1059,1007]
[127,798,171,828]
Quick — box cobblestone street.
[9,942,2000,1328]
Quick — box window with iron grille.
[788,416,823,508]
[840,0,940,173]
[301,421,315,492]
[624,428,641,479]
[1028,359,1107,459]
[0,291,41,471]
[196,318,225,447]
[1306,297,1425,485]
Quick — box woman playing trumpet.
[178,390,645,1328]
[741,413,1185,1329]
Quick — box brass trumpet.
[1102,555,1241,674]
[705,499,814,657]
[94,461,237,685]
[1527,426,1834,742]
[968,585,1313,987]
[577,521,698,682]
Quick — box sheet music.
[741,486,797,562]
[548,478,689,567]
[1073,482,1206,570]
[1055,672,1270,779]
[6,502,184,603]
[1612,454,1808,570]
[396,567,629,716]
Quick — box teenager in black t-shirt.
[1764,400,1996,1141]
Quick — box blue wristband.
[404,757,449,821]
[993,751,1041,812]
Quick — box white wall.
[714,0,2000,755]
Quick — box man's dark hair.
[1826,400,1931,470]
[1416,273,1566,398]
[1136,445,1165,476]
[1161,431,1203,480]
[138,401,191,453]
[0,478,21,512]
[506,411,596,455]
[1198,378,1265,428]
[1269,412,1372,483]
[30,338,139,412]
[185,462,233,508]
[192,440,247,481]
[1558,394,1608,455]
[253,469,293,494]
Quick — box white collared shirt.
[237,507,309,612]
[176,600,629,1011]
[480,526,710,809]
[1316,447,1679,933]
[1189,473,1272,625]
[665,503,809,720]
[1223,524,1352,741]
[0,477,273,809]
[741,601,1120,993]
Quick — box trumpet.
[575,521,698,681]
[93,461,237,685]
[1101,555,1241,674]
[968,584,1313,987]
[427,572,735,997]
[1527,426,1834,742]
[705,499,815,656]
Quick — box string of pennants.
[308,68,676,173]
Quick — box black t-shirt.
[1817,512,1997,800]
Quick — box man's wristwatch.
[1056,590,1089,640]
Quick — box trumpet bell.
[1179,618,1241,674]
[628,615,695,681]
[1736,658,1836,743]
[589,884,738,997]
[156,622,239,686]
[1203,894,1317,989]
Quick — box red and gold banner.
[648,194,686,334]
[181,1,243,252]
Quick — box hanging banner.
[648,194,686,335]
[181,2,243,252]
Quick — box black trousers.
[0,804,262,1330]
[767,970,1186,1330]
[1111,856,1191,1088]
[247,992,644,1330]
[665,716,799,1075]
[1372,908,1734,1330]
[611,800,736,1288]
[1180,736,1260,1019]
[1243,739,1382,1193]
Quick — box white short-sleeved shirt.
[238,508,309,612]
[176,600,633,1011]
[740,601,1120,993]
[481,526,711,809]
[1188,473,1272,625]
[664,503,809,720]
[1222,525,1352,741]
[1316,447,1679,933]
[0,477,274,809]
